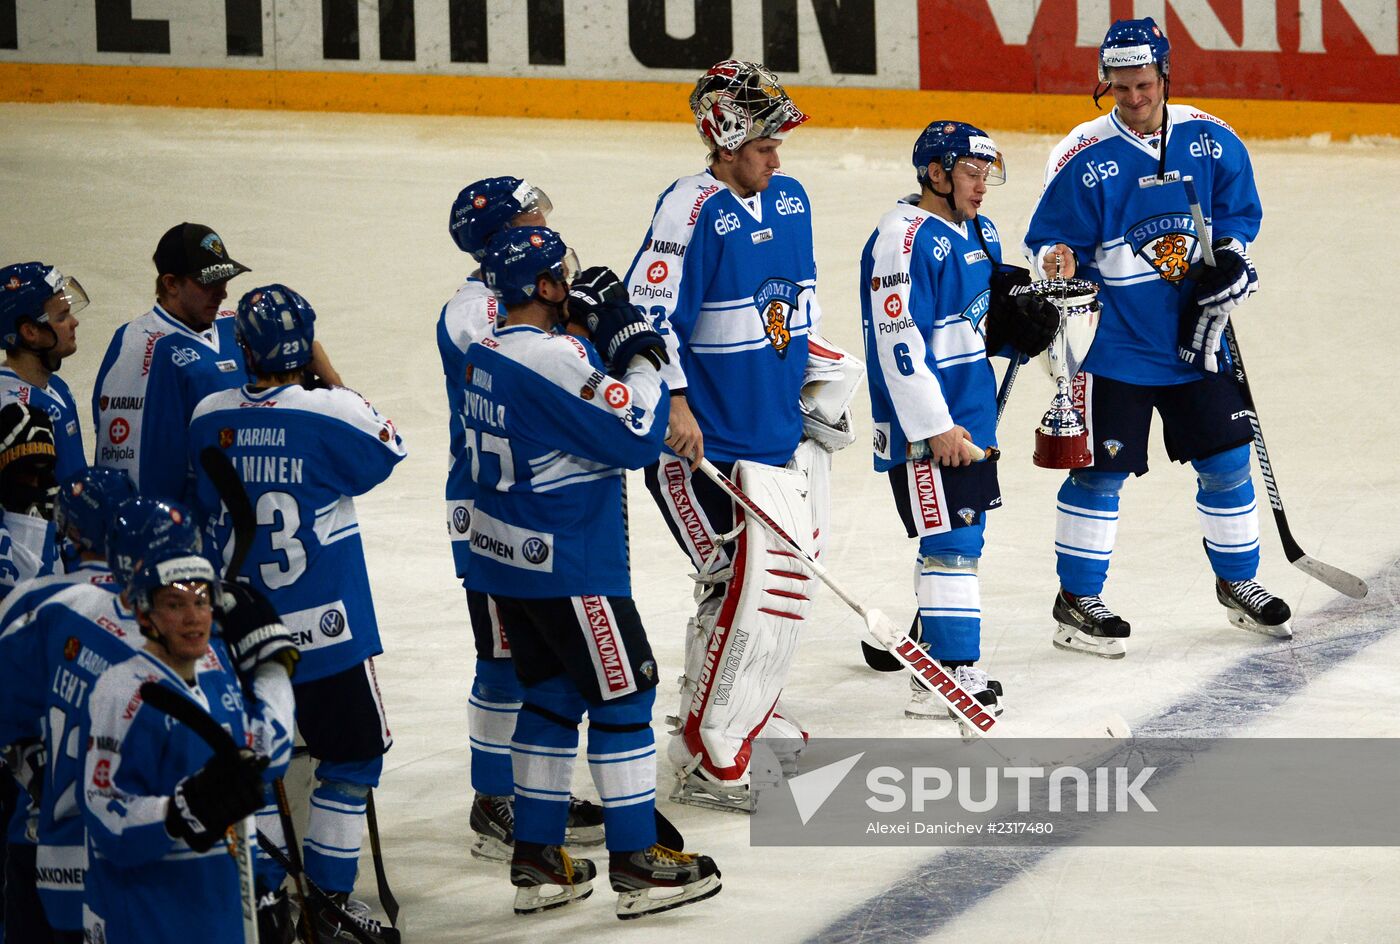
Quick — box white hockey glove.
[1180,239,1258,373]
[800,337,864,452]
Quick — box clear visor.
[508,183,554,226]
[955,156,1007,186]
[55,275,90,316]
[554,248,580,285]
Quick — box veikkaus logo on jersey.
[753,278,801,357]
[140,329,166,376]
[687,184,721,225]
[1126,214,1199,282]
[901,216,926,254]
[774,190,806,215]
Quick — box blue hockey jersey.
[187,383,405,683]
[0,509,56,600]
[82,643,293,944]
[861,199,1002,473]
[625,169,819,465]
[0,368,85,482]
[438,276,500,578]
[1023,104,1262,385]
[92,306,248,503]
[0,576,134,930]
[460,326,667,599]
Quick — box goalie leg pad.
[586,689,658,852]
[787,437,831,562]
[1192,445,1260,582]
[675,461,816,789]
[1054,471,1126,597]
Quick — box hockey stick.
[138,681,257,944]
[255,829,396,944]
[1183,177,1368,599]
[695,459,998,735]
[273,777,320,944]
[364,789,399,927]
[199,446,255,580]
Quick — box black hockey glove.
[165,748,268,852]
[1189,239,1258,315]
[984,265,1060,357]
[215,581,299,682]
[567,266,668,376]
[0,402,58,519]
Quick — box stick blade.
[1292,554,1369,599]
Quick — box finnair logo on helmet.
[967,136,997,160]
[154,556,216,586]
[1103,44,1154,68]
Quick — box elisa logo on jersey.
[647,260,668,283]
[171,346,201,368]
[522,537,550,565]
[452,506,471,534]
[64,637,81,661]
[753,278,801,358]
[883,294,903,318]
[774,191,806,216]
[1127,214,1198,282]
[603,382,631,409]
[219,427,235,449]
[714,211,742,237]
[319,609,347,638]
[108,417,130,445]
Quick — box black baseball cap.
[153,223,250,285]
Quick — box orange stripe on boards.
[2,63,1397,139]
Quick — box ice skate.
[298,890,399,943]
[667,738,756,814]
[1052,589,1130,659]
[609,844,722,919]
[1216,578,1292,638]
[256,885,295,944]
[471,793,607,862]
[905,664,1003,719]
[510,842,597,915]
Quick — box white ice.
[3,103,1398,943]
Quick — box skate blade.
[513,880,593,915]
[669,778,755,815]
[470,833,512,863]
[616,876,722,920]
[905,696,955,720]
[1052,626,1127,659]
[565,823,606,847]
[1226,611,1293,639]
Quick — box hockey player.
[188,284,403,942]
[467,227,720,918]
[81,497,297,944]
[0,469,133,943]
[861,121,1059,719]
[625,59,860,811]
[1024,18,1291,657]
[439,177,603,861]
[1,261,90,482]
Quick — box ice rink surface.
[3,102,1399,943]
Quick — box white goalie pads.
[674,460,818,784]
[801,336,864,452]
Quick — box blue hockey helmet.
[235,283,316,374]
[1099,17,1170,81]
[107,497,216,613]
[0,262,89,349]
[478,227,580,308]
[449,177,554,261]
[912,121,1006,187]
[54,466,137,555]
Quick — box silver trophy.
[1032,278,1101,469]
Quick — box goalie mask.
[690,60,809,154]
